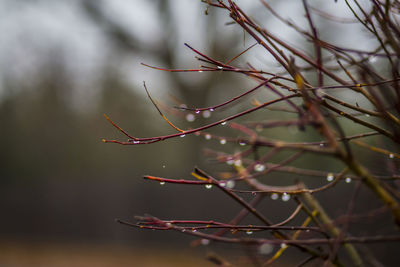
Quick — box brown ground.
[0,240,214,267]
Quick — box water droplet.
[319,143,324,147]
[201,239,210,246]
[202,110,211,118]
[239,141,246,146]
[254,164,265,172]
[234,159,242,166]
[217,66,223,69]
[219,181,227,187]
[220,139,227,145]
[365,114,370,117]
[226,180,235,189]
[162,165,166,168]
[179,104,187,109]
[226,158,234,165]
[133,141,140,144]
[198,70,203,73]
[160,181,165,185]
[246,230,253,235]
[205,184,213,189]
[192,229,197,232]
[195,110,201,114]
[185,114,195,122]
[205,134,212,140]
[209,108,215,112]
[181,229,186,232]
[180,134,186,138]
[280,243,288,249]
[389,153,394,159]
[369,56,377,63]
[221,121,227,126]
[327,173,334,182]
[259,243,273,255]
[282,193,291,202]
[165,222,172,227]
[345,177,352,183]
[271,193,279,200]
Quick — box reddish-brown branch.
[103,94,300,145]
[118,218,400,245]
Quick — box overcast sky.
[0,0,373,101]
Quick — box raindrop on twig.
[202,110,211,118]
[201,239,210,246]
[254,164,265,172]
[185,114,195,122]
[226,158,234,165]
[226,180,235,189]
[234,159,242,167]
[282,193,290,202]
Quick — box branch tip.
[143,82,184,133]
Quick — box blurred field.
[0,241,214,267]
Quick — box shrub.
[104,0,400,265]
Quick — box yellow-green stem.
[348,159,400,226]
[301,192,364,267]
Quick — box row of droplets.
[203,132,397,160]
[189,234,278,256]
[157,180,290,201]
[189,234,277,256]
[205,181,292,202]
[159,174,352,187]
[183,104,216,122]
[225,158,266,172]
[202,131,249,146]
[327,173,352,183]
[185,109,213,121]
[198,66,223,72]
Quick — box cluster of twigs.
[104,0,400,266]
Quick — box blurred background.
[0,0,398,266]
